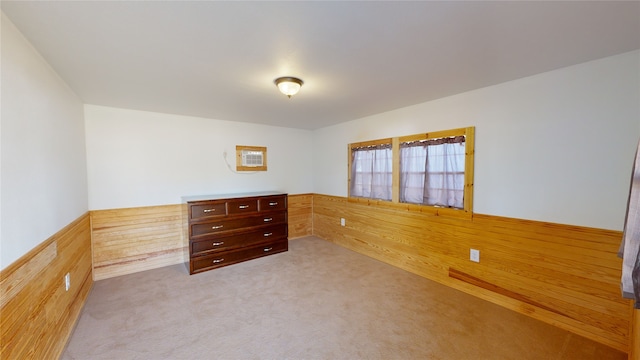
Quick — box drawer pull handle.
[212,241,224,246]
[263,247,273,252]
[212,258,224,264]
[211,225,224,230]
[269,202,278,206]
[264,232,273,237]
[263,217,273,222]
[203,209,216,213]
[238,205,250,209]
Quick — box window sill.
[347,197,473,220]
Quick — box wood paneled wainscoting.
[0,213,93,359]
[91,205,184,281]
[312,194,632,354]
[91,194,314,280]
[288,193,313,239]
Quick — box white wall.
[1,13,88,270]
[3,9,636,272]
[313,51,640,231]
[84,105,314,210]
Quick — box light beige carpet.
[62,236,625,360]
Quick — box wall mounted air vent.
[235,145,267,171]
[241,150,264,167]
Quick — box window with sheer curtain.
[400,136,466,209]
[350,143,393,201]
[347,127,474,215]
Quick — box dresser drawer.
[191,239,288,273]
[259,211,287,226]
[227,199,258,215]
[191,224,287,256]
[190,202,227,220]
[190,211,287,238]
[259,195,287,212]
[184,192,288,275]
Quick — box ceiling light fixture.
[274,76,303,98]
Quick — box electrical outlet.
[64,273,70,291]
[340,218,346,226]
[470,249,480,263]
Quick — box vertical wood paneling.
[312,194,630,352]
[91,205,184,280]
[288,194,313,239]
[92,195,315,280]
[0,212,92,360]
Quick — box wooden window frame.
[236,145,267,172]
[348,127,475,219]
[348,138,393,200]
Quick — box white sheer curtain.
[619,139,640,308]
[400,138,465,208]
[350,146,392,200]
[399,146,427,204]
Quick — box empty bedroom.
[1,1,639,359]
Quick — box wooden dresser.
[182,192,288,274]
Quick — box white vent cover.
[241,150,264,167]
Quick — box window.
[349,139,393,201]
[400,136,466,208]
[348,127,474,216]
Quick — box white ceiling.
[2,1,639,130]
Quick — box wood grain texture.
[288,194,313,239]
[632,307,639,360]
[92,194,313,279]
[398,126,475,213]
[312,194,631,352]
[0,212,92,359]
[91,205,184,280]
[235,145,267,172]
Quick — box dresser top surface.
[182,191,286,203]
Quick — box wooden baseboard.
[312,194,630,352]
[0,212,93,359]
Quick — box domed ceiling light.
[274,76,303,98]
